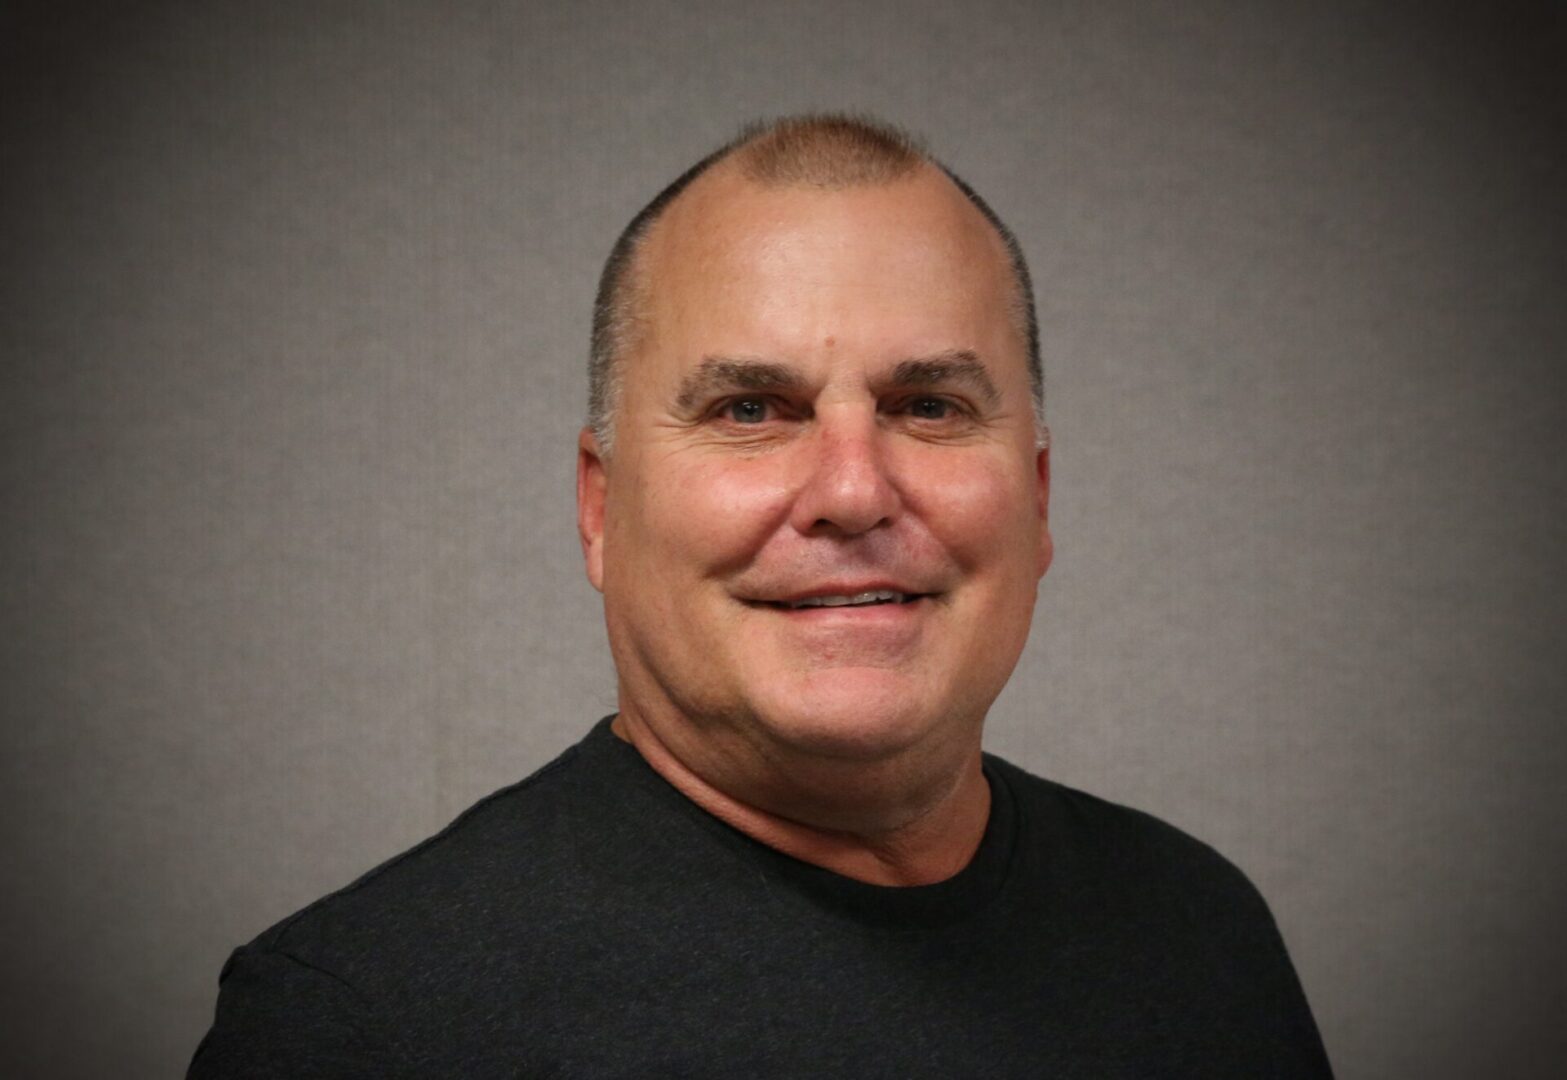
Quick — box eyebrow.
[674,357,806,412]
[671,349,1002,412]
[890,350,1000,406]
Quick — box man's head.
[589,115,1044,456]
[577,115,1051,817]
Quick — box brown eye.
[727,398,770,424]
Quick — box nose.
[788,410,901,536]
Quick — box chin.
[748,669,954,763]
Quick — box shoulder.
[982,754,1332,1076]
[246,723,627,984]
[191,721,648,1073]
[985,753,1276,925]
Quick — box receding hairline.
[627,159,1022,393]
[727,113,926,187]
[638,152,1013,289]
[589,114,1043,453]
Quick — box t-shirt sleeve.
[187,945,390,1079]
[1178,849,1336,1076]
[1227,888,1336,1075]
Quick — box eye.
[725,397,772,424]
[907,396,954,420]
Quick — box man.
[191,115,1332,1077]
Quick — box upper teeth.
[785,590,907,609]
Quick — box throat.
[610,710,990,886]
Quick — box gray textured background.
[3,1,1564,1077]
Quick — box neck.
[611,711,991,887]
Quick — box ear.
[1034,431,1053,579]
[577,427,608,593]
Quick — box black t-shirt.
[190,718,1333,1077]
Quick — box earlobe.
[577,428,608,593]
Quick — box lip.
[741,582,938,611]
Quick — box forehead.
[630,164,1023,381]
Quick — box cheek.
[624,454,795,576]
[900,451,1039,569]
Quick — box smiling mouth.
[762,590,926,610]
